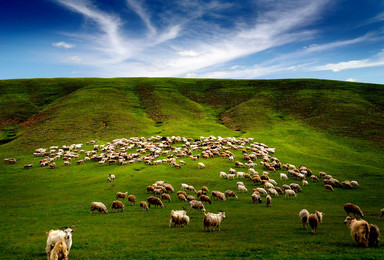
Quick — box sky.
[1,0,384,83]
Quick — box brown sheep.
[344,203,364,218]
[128,195,136,206]
[140,201,148,211]
[200,194,211,205]
[116,192,129,201]
[324,184,334,192]
[187,195,196,202]
[201,186,209,193]
[49,238,68,260]
[308,211,323,235]
[178,194,188,202]
[177,190,187,197]
[147,196,164,208]
[161,193,171,202]
[146,186,155,193]
[196,190,204,197]
[368,224,380,247]
[111,200,124,212]
[224,190,238,200]
[165,184,174,193]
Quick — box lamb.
[128,194,136,206]
[147,196,164,208]
[266,195,272,207]
[116,192,129,201]
[252,193,262,204]
[224,190,238,200]
[368,224,380,247]
[299,209,310,230]
[111,200,125,212]
[189,200,206,213]
[308,211,323,235]
[285,189,296,199]
[344,216,370,247]
[169,209,187,228]
[46,227,74,260]
[344,203,364,218]
[203,211,226,232]
[200,194,212,204]
[49,238,68,260]
[90,202,108,214]
[161,193,171,202]
[140,201,149,211]
[237,185,248,193]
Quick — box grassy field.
[0,78,383,259]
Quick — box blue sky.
[1,0,384,83]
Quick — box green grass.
[0,78,383,259]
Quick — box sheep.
[140,201,149,211]
[310,175,319,182]
[128,195,136,206]
[224,190,238,200]
[146,186,155,193]
[165,184,175,193]
[273,186,283,194]
[24,164,33,169]
[147,196,164,208]
[236,171,246,178]
[351,180,360,189]
[181,183,189,190]
[281,184,291,191]
[256,188,267,196]
[201,186,209,193]
[236,181,244,186]
[280,173,288,180]
[49,238,68,260]
[229,168,237,174]
[181,214,190,227]
[169,209,187,228]
[187,195,196,202]
[299,209,310,230]
[302,180,308,186]
[111,200,125,212]
[380,208,384,220]
[187,185,197,193]
[237,185,248,193]
[177,191,187,197]
[290,183,302,192]
[227,174,236,180]
[200,194,212,204]
[344,216,370,247]
[285,189,296,199]
[189,200,206,213]
[178,194,188,202]
[198,162,206,169]
[268,179,277,186]
[252,193,262,204]
[308,211,323,234]
[264,182,274,190]
[46,227,74,260]
[324,184,334,192]
[268,188,279,197]
[211,191,226,201]
[108,174,115,182]
[342,180,353,189]
[116,192,129,201]
[90,202,108,214]
[344,203,364,218]
[266,195,272,207]
[368,224,380,247]
[161,193,171,202]
[220,172,228,179]
[203,211,226,232]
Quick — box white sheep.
[237,184,248,193]
[203,211,226,232]
[302,180,308,186]
[268,179,277,186]
[220,172,228,179]
[266,195,272,207]
[280,173,288,180]
[351,180,360,188]
[236,181,244,186]
[299,209,310,230]
[198,162,206,169]
[285,189,296,199]
[256,187,267,196]
[227,174,235,180]
[169,210,187,228]
[181,183,189,190]
[90,202,108,214]
[268,188,279,197]
[264,182,274,189]
[236,171,246,178]
[46,227,74,260]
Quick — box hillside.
[0,78,383,152]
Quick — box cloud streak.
[52,41,74,48]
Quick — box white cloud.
[66,56,82,63]
[346,78,357,82]
[178,50,200,57]
[52,41,74,48]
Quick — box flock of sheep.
[5,135,383,258]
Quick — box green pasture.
[0,78,383,259]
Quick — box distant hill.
[1,78,383,149]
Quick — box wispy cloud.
[52,41,74,48]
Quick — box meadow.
[0,78,383,259]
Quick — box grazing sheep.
[273,187,283,194]
[189,200,206,213]
[308,211,323,235]
[147,196,164,208]
[268,188,278,197]
[46,227,74,260]
[252,193,262,204]
[302,180,308,186]
[299,209,310,230]
[264,182,274,189]
[108,174,115,182]
[187,195,196,202]
[290,183,302,192]
[187,185,197,193]
[236,171,246,178]
[236,181,244,186]
[285,189,296,199]
[49,238,68,260]
[311,175,319,182]
[161,193,171,202]
[344,216,370,247]
[266,195,272,207]
[178,194,188,202]
[198,162,206,169]
[24,164,33,169]
[128,195,136,206]
[380,208,384,220]
[202,186,209,193]
[281,184,291,191]
[140,201,149,211]
[344,203,364,218]
[169,209,187,228]
[211,191,226,201]
[181,214,190,227]
[165,184,175,193]
[324,184,334,192]
[227,173,236,180]
[224,190,238,200]
[90,202,108,214]
[200,194,212,204]
[351,180,360,189]
[111,200,125,212]
[280,173,288,180]
[146,186,155,193]
[220,172,228,179]
[116,192,129,201]
[203,211,226,232]
[256,188,267,196]
[177,191,187,197]
[368,224,380,247]
[237,184,248,193]
[342,180,353,189]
